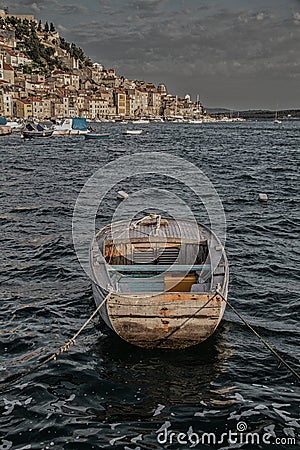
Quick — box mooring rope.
[153,291,218,348]
[1,288,299,390]
[0,296,108,392]
[216,289,300,382]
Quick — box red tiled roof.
[3,62,14,71]
[52,70,70,76]
[17,98,32,104]
[0,44,13,50]
[30,97,43,102]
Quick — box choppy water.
[0,121,299,450]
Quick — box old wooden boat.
[90,214,229,349]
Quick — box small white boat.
[274,109,282,124]
[188,119,203,124]
[5,120,23,132]
[132,119,150,124]
[124,129,143,135]
[52,118,89,136]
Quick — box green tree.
[50,22,55,33]
[37,20,42,32]
[44,21,49,33]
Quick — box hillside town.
[0,9,204,121]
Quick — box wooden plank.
[106,291,225,348]
[109,292,223,306]
[109,264,211,272]
[109,301,220,319]
[109,301,219,309]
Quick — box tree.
[50,22,55,33]
[37,20,42,32]
[44,21,49,33]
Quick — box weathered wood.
[92,216,229,349]
[106,292,224,349]
[109,304,220,317]
[109,292,223,304]
[109,264,211,272]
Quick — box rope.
[154,215,162,236]
[153,291,218,348]
[216,289,300,382]
[2,287,298,389]
[0,295,109,392]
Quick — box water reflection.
[88,321,233,423]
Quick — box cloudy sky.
[5,0,300,109]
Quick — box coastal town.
[0,9,209,123]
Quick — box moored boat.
[124,129,143,135]
[84,133,110,140]
[6,120,24,132]
[90,214,229,349]
[21,122,53,138]
[188,119,203,124]
[52,118,89,136]
[132,119,150,124]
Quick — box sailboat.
[274,108,282,124]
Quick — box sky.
[4,0,300,110]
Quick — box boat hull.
[93,284,227,349]
[85,133,109,139]
[22,130,53,138]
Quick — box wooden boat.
[90,214,229,349]
[84,133,109,140]
[124,129,143,135]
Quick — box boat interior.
[102,239,225,294]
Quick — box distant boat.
[132,119,150,124]
[274,108,282,124]
[84,133,109,140]
[52,118,89,136]
[0,125,12,136]
[91,215,229,349]
[124,129,143,135]
[22,122,53,138]
[0,117,23,132]
[188,119,203,124]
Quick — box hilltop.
[0,10,204,121]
